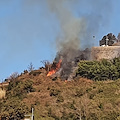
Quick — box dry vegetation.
[0,67,120,120]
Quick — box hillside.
[0,67,120,120]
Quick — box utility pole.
[31,108,34,120]
[79,112,82,120]
[24,108,34,120]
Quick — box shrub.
[7,79,35,99]
[89,94,94,99]
[56,95,64,103]
[66,102,76,110]
[49,89,60,97]
[98,89,103,93]
[52,77,57,81]
[88,113,98,120]
[75,90,84,97]
[0,98,29,120]
[98,103,103,110]
[7,72,19,81]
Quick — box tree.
[117,33,120,42]
[28,62,34,72]
[7,72,19,81]
[41,60,51,72]
[75,94,90,120]
[76,59,120,80]
[99,33,117,46]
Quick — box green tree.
[76,59,120,81]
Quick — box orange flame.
[47,59,62,76]
[65,80,67,83]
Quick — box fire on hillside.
[47,48,91,80]
[47,59,62,76]
[45,1,120,80]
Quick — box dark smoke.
[54,48,91,80]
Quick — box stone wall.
[91,46,120,60]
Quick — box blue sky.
[0,0,120,82]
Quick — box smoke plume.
[47,0,112,49]
[46,0,112,80]
[47,0,86,51]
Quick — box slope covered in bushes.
[1,58,120,119]
[0,67,120,119]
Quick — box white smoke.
[46,0,112,50]
[47,0,86,51]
